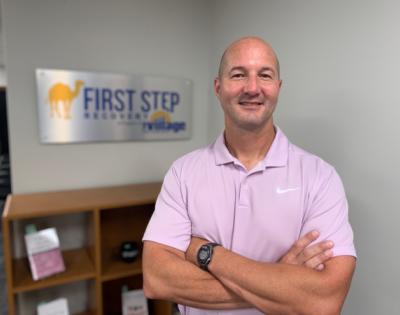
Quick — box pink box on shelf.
[24,227,66,281]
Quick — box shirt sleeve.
[142,163,192,252]
[300,165,357,258]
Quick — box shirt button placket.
[239,174,250,207]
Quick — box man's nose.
[244,75,260,95]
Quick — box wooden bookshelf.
[2,182,173,315]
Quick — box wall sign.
[36,69,192,143]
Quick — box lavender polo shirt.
[143,127,356,315]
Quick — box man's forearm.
[142,241,249,309]
[144,231,340,312]
[208,246,355,315]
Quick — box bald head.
[217,36,280,79]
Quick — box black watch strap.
[197,242,220,271]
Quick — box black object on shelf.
[120,241,139,263]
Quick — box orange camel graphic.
[48,80,84,119]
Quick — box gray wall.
[3,0,399,313]
[208,0,400,314]
[2,0,212,193]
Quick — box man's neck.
[224,122,276,171]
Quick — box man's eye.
[260,73,273,79]
[231,73,244,79]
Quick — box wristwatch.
[197,242,220,271]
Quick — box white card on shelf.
[37,298,70,315]
[122,289,148,315]
[25,227,60,255]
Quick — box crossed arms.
[143,231,356,314]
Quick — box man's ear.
[214,77,221,97]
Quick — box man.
[142,37,356,314]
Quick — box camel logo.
[48,80,85,119]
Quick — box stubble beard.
[224,102,276,132]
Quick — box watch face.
[199,248,209,261]
[197,243,219,270]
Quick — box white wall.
[209,0,400,314]
[0,2,6,85]
[2,0,212,193]
[0,67,6,86]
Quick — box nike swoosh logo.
[276,187,300,194]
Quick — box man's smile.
[238,100,264,106]
[238,101,264,109]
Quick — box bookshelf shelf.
[13,247,96,293]
[101,253,143,282]
[2,182,172,315]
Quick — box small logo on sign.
[150,110,172,123]
[142,110,186,133]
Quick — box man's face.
[215,39,282,132]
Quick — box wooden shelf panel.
[152,301,175,315]
[75,310,97,315]
[101,254,142,282]
[13,247,96,293]
[3,182,161,219]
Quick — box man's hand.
[279,230,334,271]
[186,230,334,271]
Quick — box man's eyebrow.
[228,66,246,73]
[228,66,276,73]
[259,67,275,73]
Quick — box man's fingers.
[316,264,325,271]
[298,239,334,262]
[279,231,335,269]
[288,230,320,257]
[304,249,333,269]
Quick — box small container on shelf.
[120,241,139,263]
[24,225,65,281]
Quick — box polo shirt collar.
[262,126,288,168]
[213,126,289,168]
[213,133,236,165]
